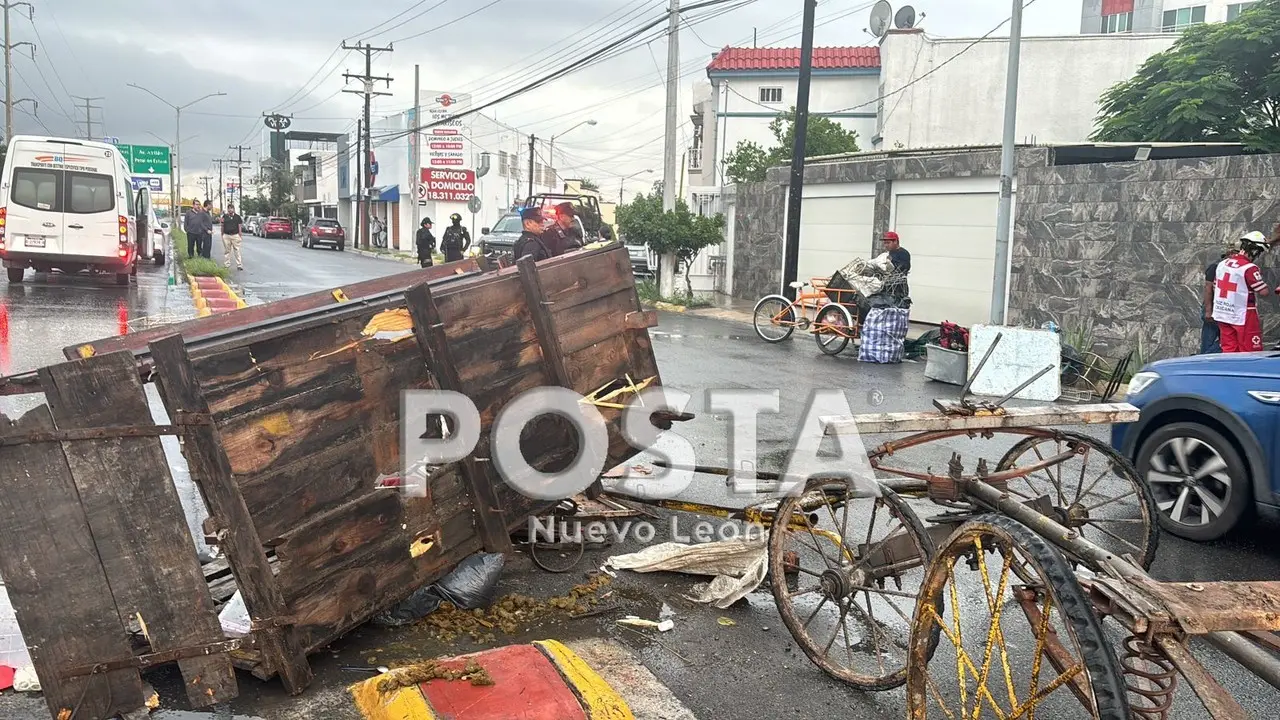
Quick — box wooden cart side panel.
[64,259,482,360]
[38,352,237,708]
[149,335,314,695]
[0,407,146,720]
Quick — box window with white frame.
[1162,5,1206,31]
[1227,2,1256,20]
[758,86,783,104]
[1102,11,1132,33]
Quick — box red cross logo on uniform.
[1217,275,1239,298]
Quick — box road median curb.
[188,274,247,316]
[351,247,419,265]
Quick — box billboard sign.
[420,168,476,202]
[424,91,471,169]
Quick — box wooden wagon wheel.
[768,480,937,690]
[906,515,1131,720]
[995,431,1159,572]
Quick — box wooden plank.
[0,407,146,719]
[149,335,314,694]
[455,322,545,388]
[274,489,407,597]
[404,281,513,553]
[556,288,643,356]
[64,259,481,360]
[217,354,427,477]
[39,353,237,708]
[820,402,1143,436]
[537,245,633,311]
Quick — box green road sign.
[118,144,172,175]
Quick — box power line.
[387,0,508,44]
[350,0,443,41]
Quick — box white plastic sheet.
[606,539,768,609]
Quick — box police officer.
[416,218,435,268]
[547,202,584,253]
[513,207,553,262]
[441,213,471,263]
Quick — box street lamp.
[127,84,225,212]
[618,169,654,205]
[548,118,597,174]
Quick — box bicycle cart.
[752,277,862,356]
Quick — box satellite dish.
[894,5,917,29]
[869,0,893,37]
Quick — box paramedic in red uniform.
[1212,231,1272,353]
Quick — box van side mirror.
[481,227,490,235]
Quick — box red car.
[302,218,345,251]
[261,217,293,239]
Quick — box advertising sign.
[420,168,476,202]
[424,91,472,169]
[131,176,163,192]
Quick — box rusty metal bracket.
[60,637,251,679]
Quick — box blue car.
[1112,352,1280,541]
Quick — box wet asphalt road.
[1,242,1278,718]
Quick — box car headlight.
[1127,371,1160,397]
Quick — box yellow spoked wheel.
[768,480,936,690]
[906,515,1130,720]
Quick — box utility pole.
[213,159,231,210]
[342,41,393,250]
[658,0,680,297]
[781,0,817,300]
[410,64,421,242]
[990,0,1024,325]
[200,176,212,202]
[527,135,536,198]
[2,1,32,143]
[229,145,251,209]
[70,96,103,140]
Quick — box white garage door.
[894,192,998,326]
[796,194,875,287]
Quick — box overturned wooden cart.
[0,245,672,720]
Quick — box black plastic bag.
[372,552,506,628]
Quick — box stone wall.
[730,147,1052,301]
[1010,154,1280,361]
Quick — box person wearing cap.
[514,207,553,262]
[441,213,471,263]
[1200,238,1239,353]
[548,202,584,252]
[416,217,436,268]
[880,231,911,299]
[1212,231,1272,353]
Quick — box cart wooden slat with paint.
[0,244,676,720]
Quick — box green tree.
[617,192,724,297]
[579,178,600,191]
[1092,0,1280,150]
[725,109,862,183]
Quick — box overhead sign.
[131,176,163,192]
[264,114,291,130]
[424,90,471,169]
[118,144,172,175]
[420,168,476,202]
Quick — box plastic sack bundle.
[859,307,911,363]
[372,552,506,627]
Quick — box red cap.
[883,231,900,241]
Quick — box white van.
[1,135,139,285]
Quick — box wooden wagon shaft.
[60,638,252,679]
[821,402,1141,435]
[62,258,483,360]
[0,412,212,445]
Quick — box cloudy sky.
[13,0,1079,198]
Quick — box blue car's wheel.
[1136,422,1252,542]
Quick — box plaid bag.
[859,307,910,363]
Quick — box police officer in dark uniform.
[416,218,435,268]
[546,202,584,253]
[441,213,471,263]
[513,207,553,262]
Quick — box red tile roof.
[706,46,881,72]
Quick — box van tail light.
[118,215,129,239]
[0,207,7,241]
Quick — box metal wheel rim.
[814,305,852,356]
[1146,436,1231,529]
[753,297,794,342]
[995,432,1157,572]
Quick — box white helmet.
[1241,230,1269,255]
